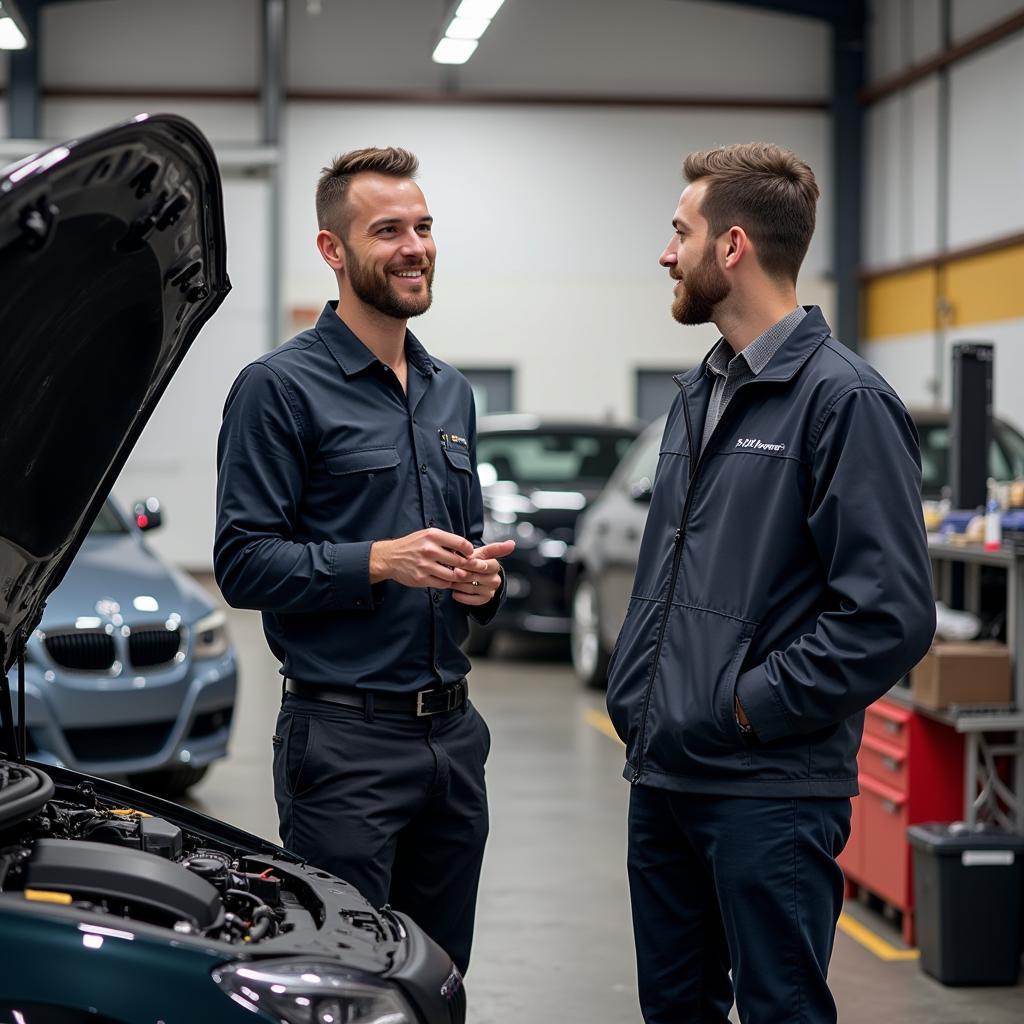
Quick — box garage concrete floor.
[188,590,1024,1023]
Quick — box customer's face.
[340,173,436,319]
[660,180,730,325]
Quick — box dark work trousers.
[627,786,852,1024]
[272,692,490,975]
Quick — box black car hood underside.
[0,114,230,672]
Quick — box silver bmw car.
[9,495,238,796]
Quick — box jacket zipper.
[630,376,758,783]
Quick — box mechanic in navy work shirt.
[606,144,935,1023]
[214,147,514,975]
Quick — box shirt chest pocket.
[442,446,474,520]
[322,446,402,511]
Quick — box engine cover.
[25,839,221,927]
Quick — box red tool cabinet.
[839,695,965,944]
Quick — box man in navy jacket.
[606,143,935,1023]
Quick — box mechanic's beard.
[344,246,434,319]
[671,247,729,325]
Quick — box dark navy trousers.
[627,787,852,1024]
[273,693,490,975]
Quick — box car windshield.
[477,431,635,485]
[918,421,1024,501]
[87,500,128,535]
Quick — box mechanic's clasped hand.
[369,528,515,605]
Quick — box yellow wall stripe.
[862,241,1024,341]
[944,245,1024,327]
[863,267,937,340]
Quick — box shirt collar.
[315,301,440,378]
[706,306,806,379]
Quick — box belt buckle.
[415,685,458,717]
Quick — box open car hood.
[0,114,230,673]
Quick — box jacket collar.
[674,305,831,389]
[314,301,440,379]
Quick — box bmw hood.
[39,534,213,632]
[0,115,230,672]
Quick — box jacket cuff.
[734,665,791,743]
[332,541,376,611]
[469,564,506,626]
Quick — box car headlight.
[192,609,230,660]
[211,960,416,1024]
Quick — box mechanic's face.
[341,173,436,319]
[660,180,730,325]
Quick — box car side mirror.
[133,497,163,531]
[629,477,653,503]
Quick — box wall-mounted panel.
[908,76,940,258]
[864,94,904,266]
[41,0,258,90]
[952,0,1024,42]
[911,0,944,63]
[948,32,1024,248]
[868,0,907,83]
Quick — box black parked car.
[569,408,1024,688]
[0,116,464,1023]
[466,415,639,655]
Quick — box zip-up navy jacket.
[606,307,935,798]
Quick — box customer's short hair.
[316,146,420,238]
[682,143,818,283]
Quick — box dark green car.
[0,116,464,1024]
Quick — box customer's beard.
[671,247,729,325]
[344,246,434,320]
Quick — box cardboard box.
[910,642,1012,709]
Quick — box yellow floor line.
[584,707,624,747]
[837,912,920,961]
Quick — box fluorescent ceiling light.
[0,16,27,49]
[445,15,490,40]
[432,37,478,65]
[455,0,505,19]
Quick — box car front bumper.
[16,650,238,777]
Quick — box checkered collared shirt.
[699,307,807,454]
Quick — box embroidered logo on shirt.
[735,437,786,453]
[439,430,469,450]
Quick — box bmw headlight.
[212,960,416,1024]
[192,609,230,660]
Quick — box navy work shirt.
[214,302,502,692]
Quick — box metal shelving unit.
[912,538,1024,831]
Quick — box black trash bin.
[908,822,1024,986]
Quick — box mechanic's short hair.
[316,146,420,239]
[683,142,818,283]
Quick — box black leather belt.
[284,677,467,717]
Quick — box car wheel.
[464,621,495,657]
[571,577,610,689]
[129,765,209,799]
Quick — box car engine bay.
[0,762,401,957]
